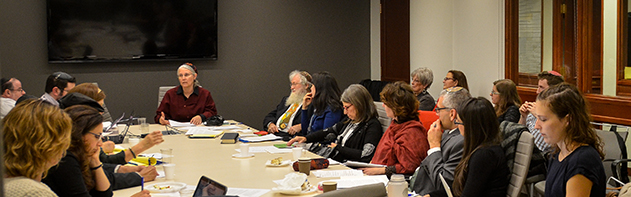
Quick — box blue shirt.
[545,146,605,197]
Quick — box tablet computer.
[193,176,228,197]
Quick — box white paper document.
[184,127,225,135]
[323,175,389,189]
[226,188,270,197]
[168,120,196,127]
[343,161,387,168]
[235,146,292,154]
[239,134,282,143]
[311,169,364,178]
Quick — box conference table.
[113,122,356,197]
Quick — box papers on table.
[343,161,387,168]
[323,175,389,189]
[239,134,282,143]
[312,169,364,178]
[235,146,293,154]
[168,120,195,127]
[328,158,340,165]
[184,127,224,136]
[226,188,270,197]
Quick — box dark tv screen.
[47,0,217,63]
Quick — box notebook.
[193,176,228,197]
[439,174,453,197]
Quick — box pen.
[141,177,144,191]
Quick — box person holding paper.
[156,62,217,125]
[409,87,470,196]
[287,84,383,163]
[263,70,311,137]
[362,82,429,176]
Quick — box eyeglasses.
[343,104,353,110]
[444,77,455,81]
[87,132,102,140]
[290,83,302,87]
[434,107,452,115]
[490,90,500,95]
[10,88,24,92]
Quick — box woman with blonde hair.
[490,79,521,123]
[3,99,72,196]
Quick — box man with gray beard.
[263,70,312,139]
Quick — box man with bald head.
[0,78,26,119]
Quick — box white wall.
[410,0,454,98]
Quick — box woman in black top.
[490,79,521,123]
[411,67,436,111]
[288,84,383,163]
[43,105,149,197]
[427,97,509,197]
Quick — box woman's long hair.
[536,83,604,158]
[449,70,469,91]
[379,81,420,123]
[452,97,502,197]
[493,79,521,117]
[4,99,72,180]
[311,72,342,115]
[64,105,103,190]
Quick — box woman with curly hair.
[4,100,72,196]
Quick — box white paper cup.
[292,147,302,161]
[163,163,176,180]
[240,143,249,156]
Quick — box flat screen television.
[47,0,217,63]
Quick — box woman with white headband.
[155,63,217,125]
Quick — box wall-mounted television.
[47,0,217,63]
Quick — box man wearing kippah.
[40,71,76,106]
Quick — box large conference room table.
[114,123,356,197]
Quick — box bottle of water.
[387,174,408,197]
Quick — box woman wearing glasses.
[287,84,383,163]
[43,105,149,197]
[3,100,70,196]
[156,62,217,125]
[490,79,521,123]
[362,81,429,176]
[442,70,469,91]
[427,97,509,197]
[410,67,435,111]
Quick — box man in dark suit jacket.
[409,87,470,196]
[263,70,311,138]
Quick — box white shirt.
[0,97,16,119]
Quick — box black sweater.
[305,117,383,163]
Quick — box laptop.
[193,176,229,197]
[439,174,453,197]
[104,112,125,133]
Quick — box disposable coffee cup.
[292,147,302,160]
[322,181,337,193]
[163,163,176,180]
[161,148,173,163]
[298,158,311,175]
[240,143,250,156]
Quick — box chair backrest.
[507,131,534,197]
[158,86,176,107]
[374,101,391,132]
[418,110,438,132]
[359,79,391,101]
[315,183,387,197]
[596,129,629,180]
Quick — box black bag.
[205,115,224,126]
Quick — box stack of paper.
[239,134,282,143]
[184,127,224,136]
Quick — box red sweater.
[155,86,217,123]
[371,119,429,175]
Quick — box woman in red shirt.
[156,63,217,125]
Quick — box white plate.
[275,185,317,195]
[232,153,255,158]
[265,159,292,167]
[145,182,186,193]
